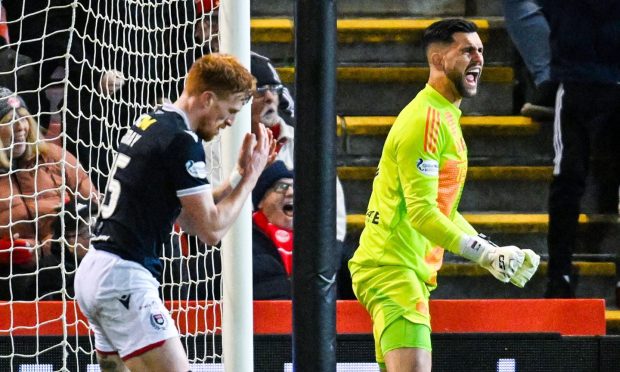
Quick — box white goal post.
[0,0,252,370]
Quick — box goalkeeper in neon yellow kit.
[349,19,540,372]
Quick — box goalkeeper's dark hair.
[422,18,478,53]
[185,53,255,101]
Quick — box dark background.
[2,334,620,372]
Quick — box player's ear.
[201,91,216,109]
[430,52,444,71]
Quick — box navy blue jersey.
[92,103,210,278]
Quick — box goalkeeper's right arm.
[458,234,540,287]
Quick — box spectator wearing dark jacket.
[541,0,620,298]
[251,161,294,299]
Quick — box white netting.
[0,0,224,370]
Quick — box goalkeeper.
[348,18,540,372]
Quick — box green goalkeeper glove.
[509,249,540,288]
[459,234,525,283]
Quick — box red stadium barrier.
[0,299,606,336]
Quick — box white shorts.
[74,248,179,360]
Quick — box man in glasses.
[250,52,349,299]
[251,52,296,167]
[250,160,295,299]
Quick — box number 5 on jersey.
[100,153,131,218]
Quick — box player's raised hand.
[266,127,278,164]
[236,123,272,185]
[253,122,273,170]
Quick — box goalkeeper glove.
[459,234,525,283]
[509,249,540,288]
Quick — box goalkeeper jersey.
[92,103,210,278]
[349,84,475,289]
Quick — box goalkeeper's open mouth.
[465,67,481,87]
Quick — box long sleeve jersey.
[349,84,477,290]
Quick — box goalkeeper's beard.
[447,70,478,98]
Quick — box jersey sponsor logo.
[150,312,168,330]
[416,158,439,176]
[136,115,157,131]
[185,160,208,179]
[365,210,380,225]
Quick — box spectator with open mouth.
[251,160,295,299]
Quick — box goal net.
[0,0,226,370]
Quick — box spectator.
[0,5,8,44]
[250,52,296,128]
[0,4,38,117]
[3,0,125,130]
[251,160,294,299]
[250,53,296,166]
[195,0,221,54]
[501,0,557,119]
[250,52,348,296]
[541,0,620,299]
[0,87,97,300]
[3,1,127,193]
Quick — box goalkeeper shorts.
[350,263,432,365]
[75,248,179,360]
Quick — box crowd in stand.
[0,0,618,307]
[0,0,348,302]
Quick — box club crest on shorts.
[150,312,168,330]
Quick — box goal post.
[218,0,255,370]
[0,0,251,370]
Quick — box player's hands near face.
[250,117,277,165]
[267,129,278,164]
[237,123,272,184]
